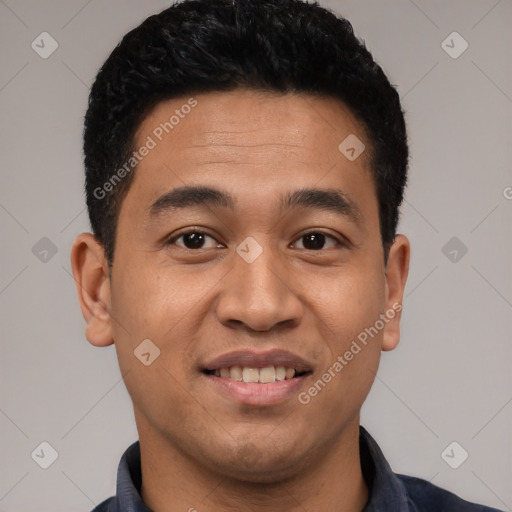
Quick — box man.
[70,0,504,510]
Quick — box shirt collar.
[359,425,415,511]
[115,438,151,512]
[109,425,414,511]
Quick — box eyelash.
[165,229,345,250]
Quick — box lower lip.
[202,373,310,406]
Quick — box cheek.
[108,268,196,432]
[110,259,204,339]
[304,258,385,393]
[108,261,213,401]
[310,259,386,336]
[124,363,201,444]
[299,273,385,421]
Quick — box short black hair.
[84,0,408,266]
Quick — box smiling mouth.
[203,366,312,383]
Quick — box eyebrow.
[146,185,363,226]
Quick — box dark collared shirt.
[91,426,503,511]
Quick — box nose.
[215,244,304,332]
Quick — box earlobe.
[70,233,114,347]
[382,234,410,352]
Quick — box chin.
[205,440,314,484]
[217,460,303,485]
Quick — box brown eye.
[167,231,221,250]
[292,232,341,251]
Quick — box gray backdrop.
[1,0,511,510]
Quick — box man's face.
[96,90,407,481]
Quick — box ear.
[382,234,410,352]
[70,233,114,347]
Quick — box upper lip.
[202,349,313,373]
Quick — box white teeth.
[230,366,243,381]
[259,366,276,383]
[214,365,298,383]
[242,367,259,383]
[275,366,286,381]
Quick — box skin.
[71,89,410,512]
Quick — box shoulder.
[90,497,116,512]
[397,473,504,512]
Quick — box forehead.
[135,89,367,159]
[125,89,376,220]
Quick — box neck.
[138,417,369,512]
